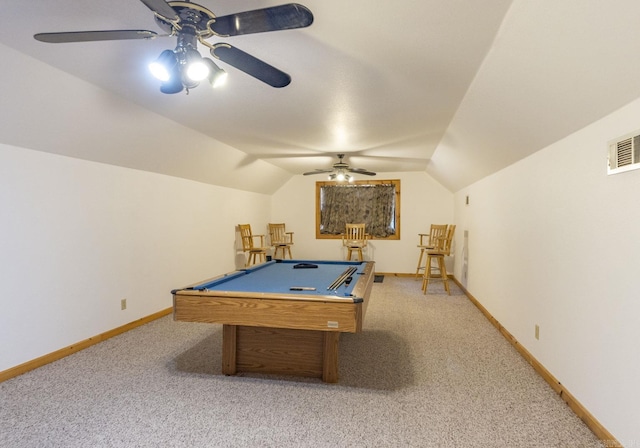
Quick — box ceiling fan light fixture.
[185,50,210,82]
[160,73,184,94]
[303,154,376,179]
[204,59,228,88]
[149,49,178,81]
[33,3,315,93]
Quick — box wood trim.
[449,277,621,447]
[374,272,416,278]
[0,307,173,383]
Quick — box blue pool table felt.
[191,260,367,298]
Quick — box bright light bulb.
[186,60,210,81]
[212,71,228,88]
[149,50,177,82]
[336,173,345,181]
[149,62,170,81]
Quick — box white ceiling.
[3,0,640,192]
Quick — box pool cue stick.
[327,266,357,290]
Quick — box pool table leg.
[322,332,340,383]
[222,324,237,375]
[222,324,341,383]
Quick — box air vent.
[608,130,640,175]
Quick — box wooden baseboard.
[373,272,415,277]
[448,277,621,447]
[0,307,173,383]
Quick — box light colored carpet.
[0,276,603,447]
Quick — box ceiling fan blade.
[209,3,313,37]
[211,44,291,88]
[34,30,158,43]
[139,0,179,21]
[348,168,377,176]
[303,169,334,176]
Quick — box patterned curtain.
[320,184,396,237]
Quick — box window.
[315,179,401,240]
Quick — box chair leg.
[357,248,363,261]
[438,256,450,295]
[415,249,425,279]
[287,246,292,259]
[423,254,450,295]
[422,255,432,294]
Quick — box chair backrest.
[344,223,367,245]
[268,223,288,245]
[439,224,456,255]
[238,224,255,250]
[428,224,448,247]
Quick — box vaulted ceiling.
[2,0,640,193]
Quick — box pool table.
[172,259,375,383]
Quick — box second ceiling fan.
[34,0,314,93]
[303,154,376,182]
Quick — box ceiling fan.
[303,154,377,182]
[33,0,313,93]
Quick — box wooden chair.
[238,224,270,266]
[415,224,448,279]
[342,223,368,261]
[268,223,294,259]
[422,224,456,295]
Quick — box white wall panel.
[453,96,640,444]
[0,144,270,371]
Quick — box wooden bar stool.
[415,224,448,279]
[342,223,368,261]
[422,225,456,295]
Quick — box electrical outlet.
[535,324,539,340]
[121,298,127,310]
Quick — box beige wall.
[452,96,640,444]
[0,144,271,372]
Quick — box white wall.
[452,97,640,444]
[0,144,271,372]
[271,171,454,273]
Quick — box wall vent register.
[608,130,640,175]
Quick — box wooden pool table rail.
[173,295,364,332]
